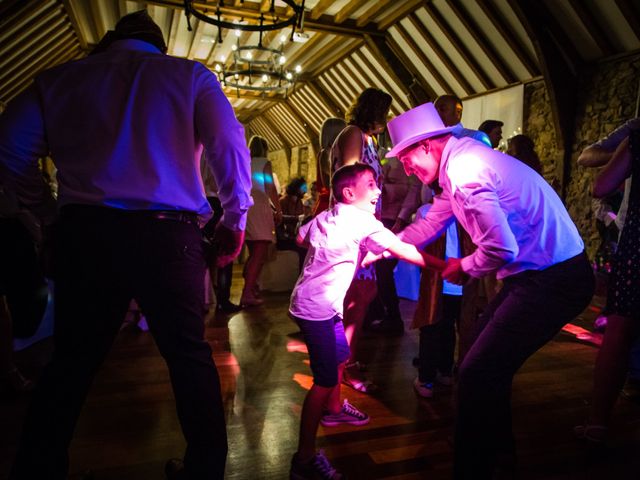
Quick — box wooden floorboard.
[1,267,639,479]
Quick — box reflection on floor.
[1,266,639,479]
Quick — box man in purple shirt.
[0,11,252,480]
[385,103,594,479]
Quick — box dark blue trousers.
[12,205,227,480]
[454,252,594,479]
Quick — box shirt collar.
[107,39,163,54]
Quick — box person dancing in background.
[330,88,392,393]
[576,130,640,442]
[241,135,283,307]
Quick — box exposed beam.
[407,13,473,96]
[300,36,346,74]
[356,0,395,27]
[309,0,333,20]
[508,0,579,197]
[187,18,203,59]
[258,110,292,150]
[393,23,453,99]
[143,1,385,37]
[354,48,408,114]
[61,0,88,50]
[283,32,325,67]
[476,0,539,78]
[306,78,344,117]
[616,0,640,42]
[445,0,515,85]
[334,0,361,24]
[309,39,364,77]
[365,34,430,107]
[220,89,286,103]
[568,0,615,57]
[423,2,493,90]
[285,101,320,153]
[376,0,424,31]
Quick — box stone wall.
[524,52,640,257]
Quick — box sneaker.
[436,371,454,386]
[290,450,344,479]
[320,399,370,427]
[413,377,434,398]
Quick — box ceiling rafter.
[615,0,640,42]
[475,0,539,78]
[309,0,334,21]
[364,34,423,108]
[187,18,204,59]
[334,0,362,24]
[306,79,342,117]
[301,36,347,74]
[568,0,615,57]
[423,3,493,91]
[283,33,325,68]
[166,8,181,54]
[309,38,363,77]
[296,86,333,122]
[5,45,81,102]
[356,0,395,28]
[0,15,66,72]
[323,68,357,107]
[61,0,88,50]
[376,0,423,31]
[353,48,407,114]
[144,1,385,38]
[445,0,515,85]
[284,101,319,151]
[393,23,453,97]
[318,72,351,110]
[407,13,473,96]
[334,61,368,98]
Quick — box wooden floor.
[2,267,640,480]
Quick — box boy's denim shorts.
[293,314,350,388]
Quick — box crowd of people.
[0,9,637,480]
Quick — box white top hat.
[387,102,455,157]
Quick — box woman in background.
[313,117,347,216]
[242,136,282,306]
[330,88,393,393]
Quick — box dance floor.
[1,267,639,479]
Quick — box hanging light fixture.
[183,1,305,95]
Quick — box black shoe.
[369,318,404,336]
[218,301,242,314]
[165,458,186,479]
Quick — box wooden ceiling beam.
[220,90,286,103]
[309,39,363,77]
[393,23,454,100]
[423,3,493,91]
[445,0,516,85]
[306,79,344,118]
[476,0,539,78]
[353,47,409,113]
[616,0,640,42]
[407,13,473,96]
[364,34,430,107]
[356,0,395,27]
[61,0,88,50]
[508,0,579,196]
[376,0,423,31]
[284,101,320,152]
[334,0,362,24]
[309,0,333,20]
[568,0,615,57]
[143,1,385,37]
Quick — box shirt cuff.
[221,211,246,231]
[460,255,481,278]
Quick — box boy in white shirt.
[289,163,445,479]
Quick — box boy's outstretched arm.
[385,240,445,271]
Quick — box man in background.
[0,10,252,480]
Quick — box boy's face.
[349,170,381,214]
[398,141,439,184]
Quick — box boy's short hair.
[331,163,376,202]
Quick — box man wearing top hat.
[384,103,595,478]
[0,10,252,480]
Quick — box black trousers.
[418,294,462,382]
[374,218,402,321]
[454,252,594,479]
[204,196,233,305]
[12,205,227,480]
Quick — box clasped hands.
[361,253,469,285]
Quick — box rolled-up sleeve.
[0,85,56,221]
[452,173,518,278]
[194,65,253,231]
